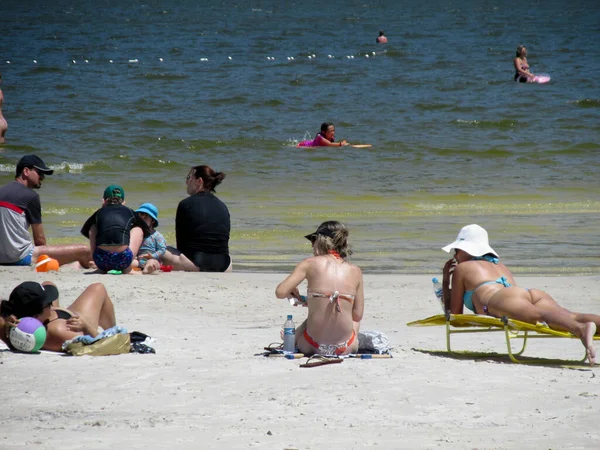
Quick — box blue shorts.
[93,247,134,272]
[0,248,33,266]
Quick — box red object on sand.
[160,265,173,272]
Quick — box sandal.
[300,355,343,368]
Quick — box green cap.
[103,184,125,200]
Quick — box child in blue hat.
[134,203,167,273]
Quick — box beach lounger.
[407,312,600,365]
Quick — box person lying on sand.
[1,281,118,352]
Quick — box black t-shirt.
[81,204,136,246]
[176,192,230,256]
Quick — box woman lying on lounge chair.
[275,221,364,356]
[441,224,600,365]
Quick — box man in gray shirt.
[0,155,91,267]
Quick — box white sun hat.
[442,224,499,257]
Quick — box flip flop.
[259,342,304,358]
[107,270,122,275]
[300,355,343,368]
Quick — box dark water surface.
[1,0,599,273]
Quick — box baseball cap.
[103,184,125,200]
[8,282,59,318]
[16,155,54,176]
[304,224,336,242]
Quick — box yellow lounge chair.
[407,312,600,365]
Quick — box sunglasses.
[29,167,45,179]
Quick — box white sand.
[1,268,599,449]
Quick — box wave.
[134,73,189,80]
[570,99,600,108]
[452,118,516,129]
[0,161,85,174]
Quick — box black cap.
[304,225,336,242]
[8,282,59,318]
[16,155,54,176]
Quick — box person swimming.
[296,123,348,147]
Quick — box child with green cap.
[80,185,143,274]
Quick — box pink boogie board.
[532,73,551,84]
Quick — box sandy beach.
[1,267,599,449]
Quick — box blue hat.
[135,203,159,226]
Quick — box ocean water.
[0,0,599,274]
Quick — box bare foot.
[581,322,597,365]
[143,260,161,274]
[60,261,83,271]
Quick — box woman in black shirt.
[162,165,231,272]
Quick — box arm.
[352,268,365,322]
[442,258,455,312]
[449,264,467,314]
[513,57,534,78]
[43,318,92,352]
[26,194,46,245]
[129,227,144,259]
[149,232,167,260]
[175,202,185,250]
[89,225,97,251]
[31,223,47,246]
[0,314,18,348]
[275,259,310,300]
[314,134,348,147]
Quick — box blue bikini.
[462,255,512,314]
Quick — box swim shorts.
[93,247,134,272]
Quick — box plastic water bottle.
[432,277,444,311]
[283,315,295,353]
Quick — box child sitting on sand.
[134,203,167,274]
[81,185,144,274]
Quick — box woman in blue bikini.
[441,224,599,364]
[275,221,364,356]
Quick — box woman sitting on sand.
[1,281,118,352]
[275,221,364,356]
[161,165,231,272]
[296,123,348,147]
[441,224,599,364]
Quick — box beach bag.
[64,333,131,356]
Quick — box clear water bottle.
[283,315,296,353]
[432,277,444,311]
